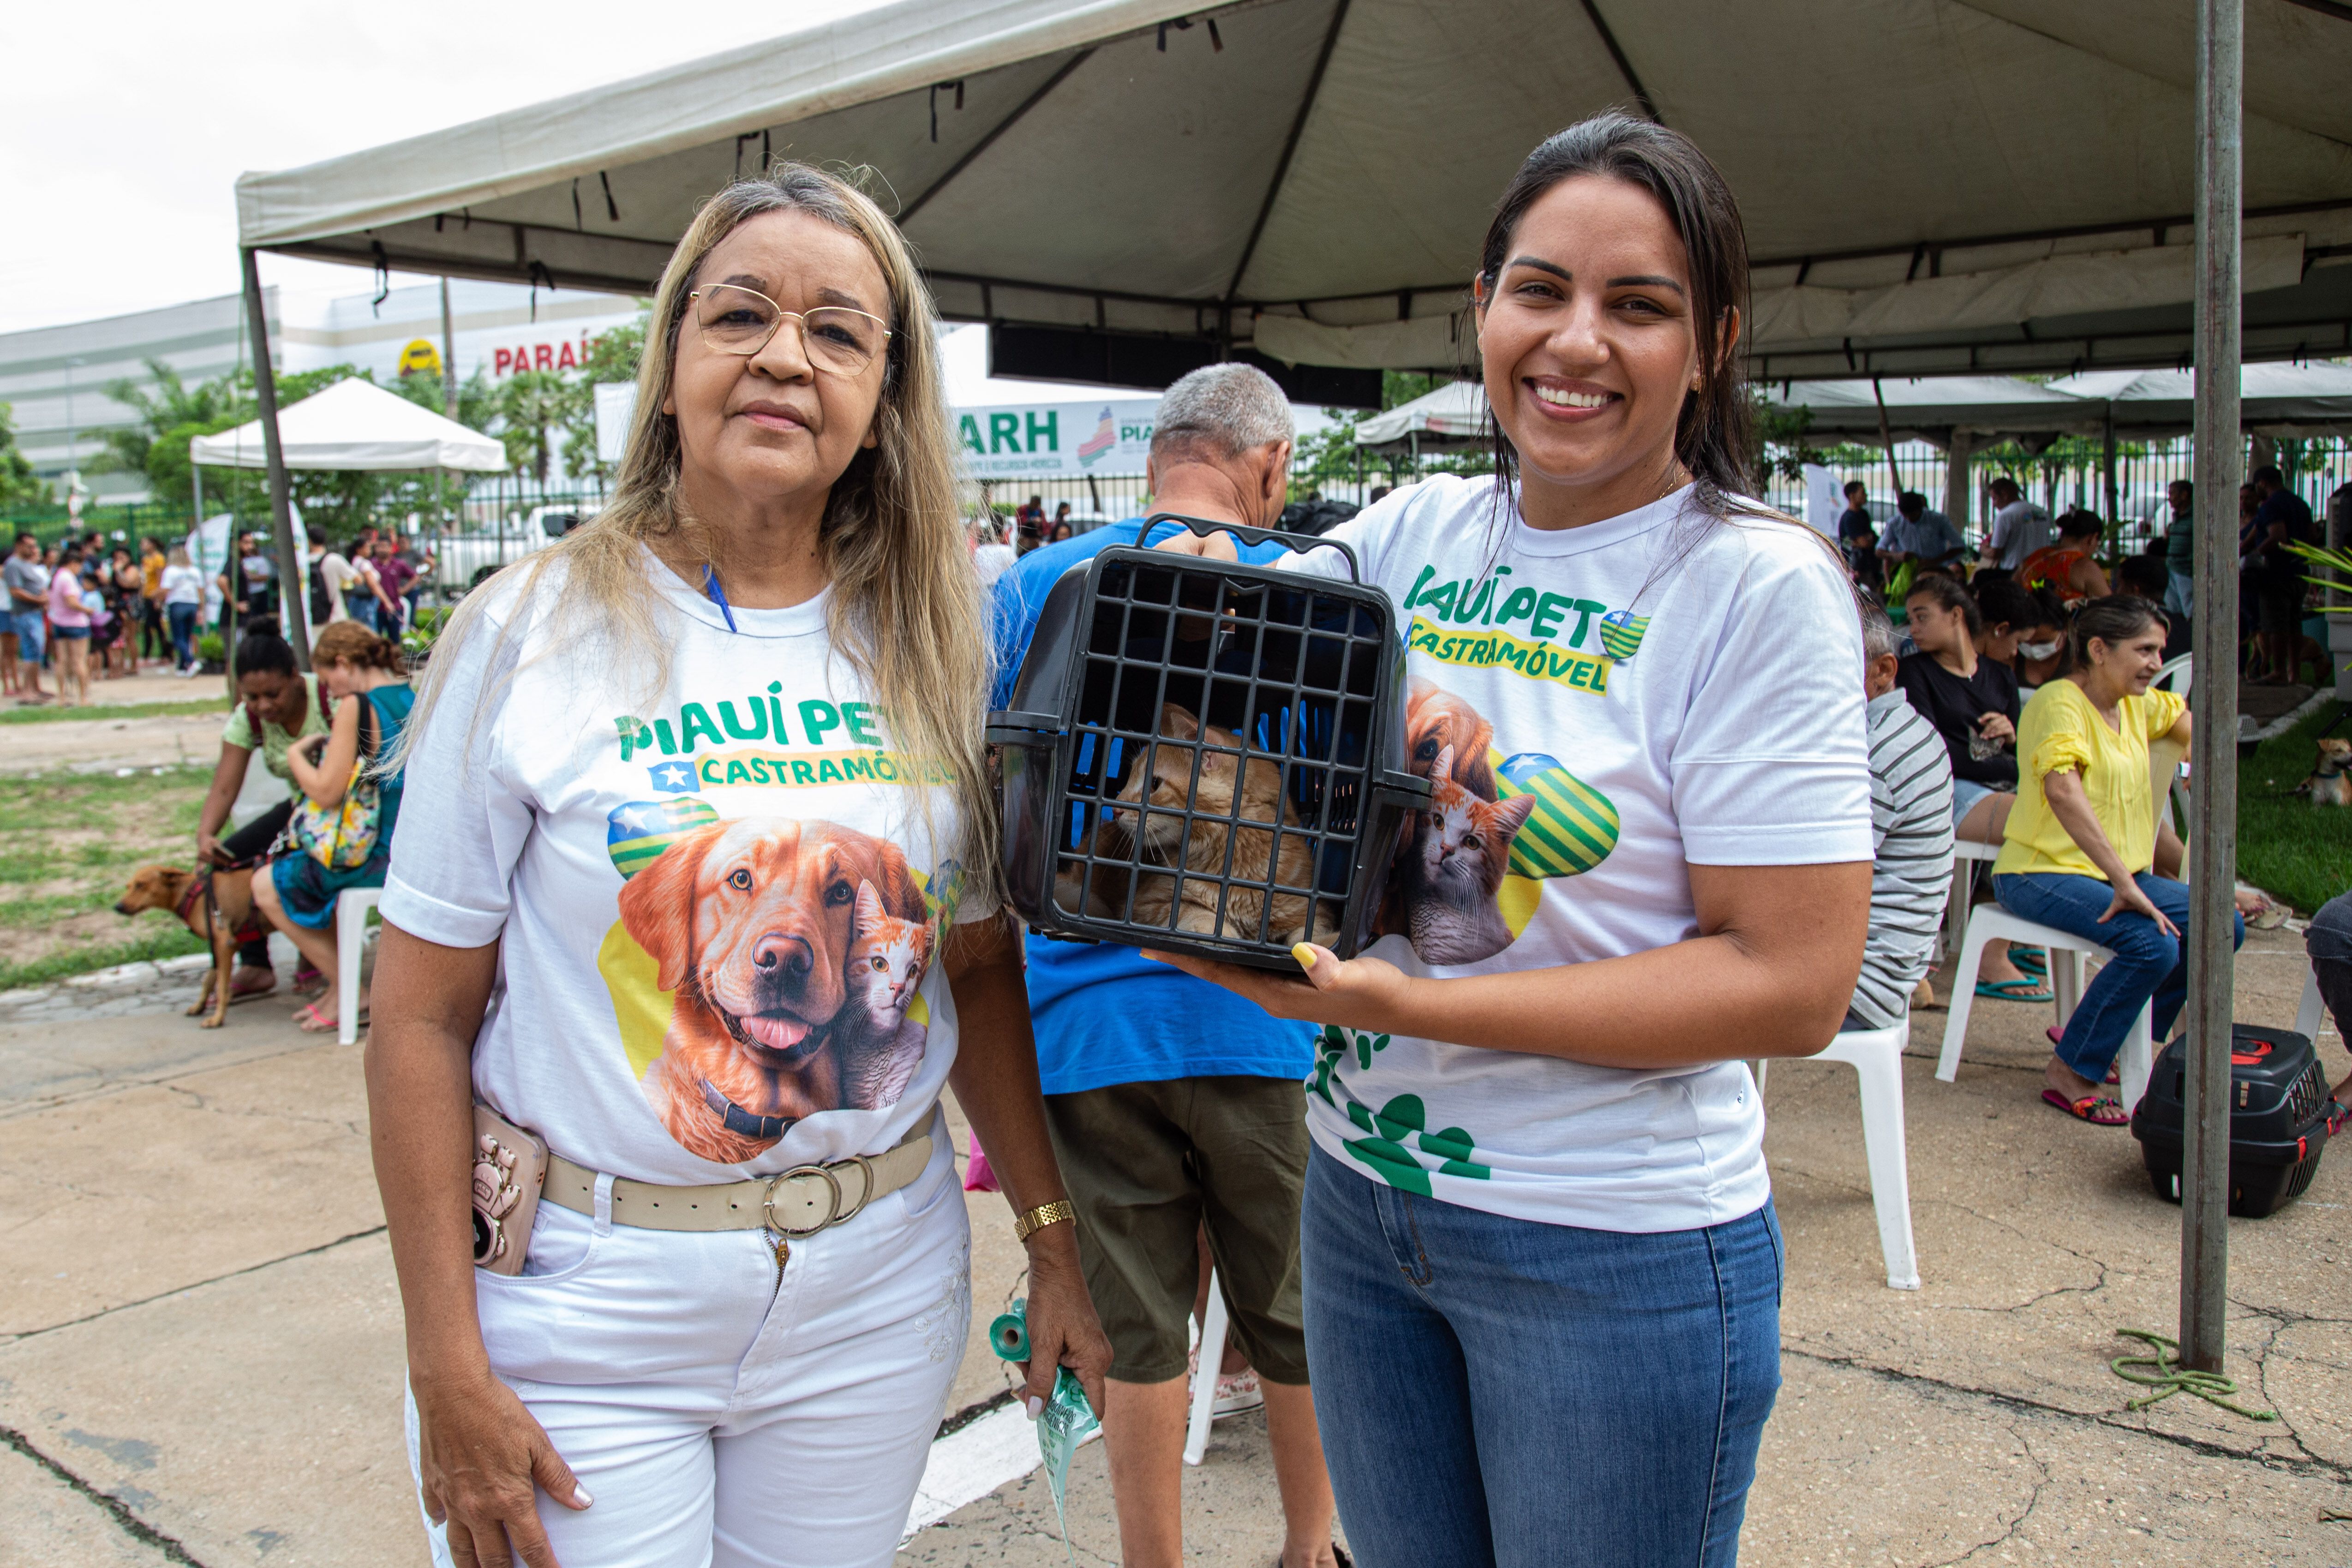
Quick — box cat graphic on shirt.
[1398,744,1536,965]
[835,880,934,1109]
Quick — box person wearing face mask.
[1992,596,2241,1124]
[370,164,1108,1568]
[1156,114,1868,1567]
[1978,579,2069,693]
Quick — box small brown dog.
[114,863,263,1028]
[2298,737,2352,807]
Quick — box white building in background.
[0,279,644,503]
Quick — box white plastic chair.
[336,886,382,1046]
[1183,1268,1229,1466]
[1810,1020,1922,1290]
[2299,966,2326,1044]
[1944,838,2001,961]
[1939,904,2153,1109]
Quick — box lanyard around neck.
[701,564,739,635]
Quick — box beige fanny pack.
[541,1116,935,1237]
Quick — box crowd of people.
[1833,451,2330,1126]
[0,526,434,706]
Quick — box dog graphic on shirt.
[615,816,933,1162]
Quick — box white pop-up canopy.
[1353,381,1488,454]
[190,376,507,472]
[233,0,2352,395]
[2049,362,2352,437]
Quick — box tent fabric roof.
[238,0,2352,381]
[190,377,508,472]
[1353,381,1488,452]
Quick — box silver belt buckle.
[765,1164,844,1238]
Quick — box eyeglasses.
[688,285,892,376]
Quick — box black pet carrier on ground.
[988,514,1429,971]
[2131,1024,2344,1217]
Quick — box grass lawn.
[0,697,228,726]
[2238,698,2352,915]
[0,764,214,989]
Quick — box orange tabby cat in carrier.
[1078,703,1336,946]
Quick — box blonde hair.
[398,163,994,893]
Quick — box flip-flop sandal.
[1272,1549,1353,1568]
[2011,947,2048,976]
[2043,1089,2131,1125]
[228,974,276,1001]
[1977,977,2055,1002]
[293,1002,342,1034]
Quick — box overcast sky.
[0,0,886,333]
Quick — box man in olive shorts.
[988,365,1344,1568]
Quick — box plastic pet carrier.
[2131,1024,2345,1217]
[989,514,1429,971]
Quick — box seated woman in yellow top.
[1991,596,2243,1124]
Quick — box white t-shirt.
[1287,477,1871,1231]
[311,553,350,622]
[973,543,1017,588]
[382,551,993,1184]
[160,565,204,606]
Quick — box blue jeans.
[11,609,42,664]
[1994,870,2244,1080]
[1300,1146,1783,1568]
[167,602,197,669]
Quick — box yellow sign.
[397,339,443,378]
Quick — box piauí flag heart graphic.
[1598,609,1650,663]
[606,797,719,880]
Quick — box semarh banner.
[592,386,1162,480]
[955,399,1161,479]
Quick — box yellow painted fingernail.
[1293,944,1317,969]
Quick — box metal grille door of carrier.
[990,515,1426,971]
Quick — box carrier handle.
[1134,512,1362,583]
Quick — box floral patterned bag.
[290,760,381,868]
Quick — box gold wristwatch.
[1014,1199,1076,1243]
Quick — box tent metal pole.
[1871,377,1897,512]
[1944,428,1972,540]
[239,248,312,668]
[441,278,460,533]
[2183,0,2242,1376]
[2102,406,2120,547]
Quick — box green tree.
[558,311,649,483]
[389,365,497,431]
[90,359,249,478]
[0,405,48,507]
[495,370,584,485]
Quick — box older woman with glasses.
[371,165,1108,1568]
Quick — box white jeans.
[407,1116,971,1568]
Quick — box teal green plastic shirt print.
[988,1299,1100,1564]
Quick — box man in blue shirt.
[991,363,1343,1568]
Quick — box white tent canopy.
[234,0,2352,395]
[189,377,507,472]
[1353,381,1488,453]
[1754,375,2105,448]
[2049,363,2352,438]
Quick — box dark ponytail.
[1478,112,1754,519]
[233,616,297,681]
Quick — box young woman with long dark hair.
[1160,113,1870,1566]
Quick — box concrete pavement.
[5,931,2351,1565]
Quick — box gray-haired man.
[989,363,1346,1568]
